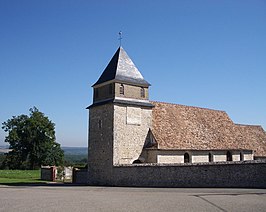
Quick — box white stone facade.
[113,105,152,164]
[142,149,253,164]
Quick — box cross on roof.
[118,31,122,46]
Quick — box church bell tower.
[87,47,153,183]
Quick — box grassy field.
[0,170,46,184]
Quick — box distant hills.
[0,146,88,156]
[62,147,87,155]
[0,145,10,153]
[0,146,87,166]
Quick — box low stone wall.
[41,166,56,181]
[88,161,266,188]
[41,166,73,181]
[73,168,88,184]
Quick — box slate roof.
[93,47,150,87]
[151,101,266,156]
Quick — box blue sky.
[0,0,265,147]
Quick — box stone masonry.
[85,46,266,187]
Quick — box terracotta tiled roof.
[151,101,266,156]
[235,124,266,156]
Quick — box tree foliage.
[2,107,64,169]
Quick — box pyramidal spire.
[93,47,150,87]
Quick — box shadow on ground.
[0,180,87,187]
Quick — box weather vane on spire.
[118,31,122,46]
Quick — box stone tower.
[87,47,153,184]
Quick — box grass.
[0,170,47,184]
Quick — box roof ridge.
[235,123,263,128]
[150,100,226,113]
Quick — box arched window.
[208,153,213,162]
[240,152,244,161]
[184,153,190,163]
[140,87,145,98]
[133,159,142,164]
[226,151,232,161]
[119,84,124,95]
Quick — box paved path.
[0,185,265,211]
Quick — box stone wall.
[73,168,88,184]
[93,83,114,102]
[244,152,253,160]
[88,104,114,185]
[213,152,227,162]
[87,161,266,188]
[145,149,253,163]
[93,83,149,103]
[192,153,209,163]
[158,154,184,163]
[114,83,149,100]
[41,166,73,181]
[41,166,56,181]
[113,104,152,164]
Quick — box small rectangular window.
[98,120,102,129]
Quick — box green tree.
[2,107,64,169]
[0,153,6,168]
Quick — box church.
[86,46,266,187]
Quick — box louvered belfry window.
[120,84,124,95]
[140,87,145,98]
